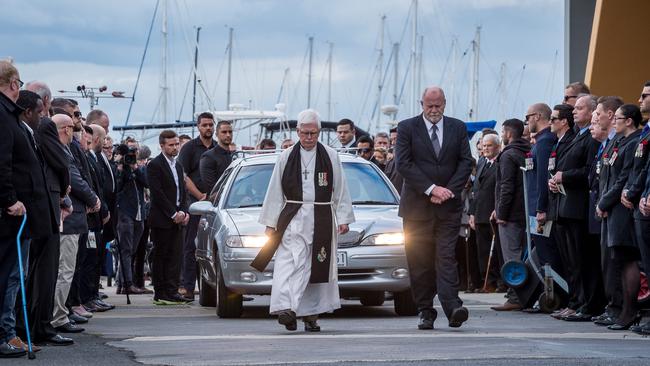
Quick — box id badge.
[87,232,97,249]
[603,157,610,166]
[548,157,555,171]
[596,161,601,174]
[636,143,644,158]
[525,157,534,170]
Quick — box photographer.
[114,139,148,295]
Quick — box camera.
[114,144,138,166]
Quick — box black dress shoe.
[631,322,650,335]
[56,322,85,333]
[449,307,469,328]
[94,299,115,310]
[594,316,616,326]
[418,310,437,330]
[304,320,321,332]
[0,343,26,358]
[38,334,74,346]
[68,313,89,324]
[170,293,192,303]
[563,312,593,322]
[277,310,297,331]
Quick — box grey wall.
[564,0,596,85]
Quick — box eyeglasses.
[298,131,319,137]
[73,111,82,118]
[614,116,628,121]
[524,113,538,121]
[357,148,372,154]
[13,78,24,88]
[563,95,578,102]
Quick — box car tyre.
[360,291,385,306]
[216,261,243,318]
[198,273,216,307]
[393,289,418,316]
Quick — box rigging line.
[397,52,413,110]
[232,35,256,109]
[289,42,309,113]
[397,1,413,48]
[544,50,558,103]
[510,64,526,116]
[438,39,454,85]
[356,24,385,122]
[123,0,160,138]
[313,48,329,110]
[177,66,194,121]
[369,46,397,121]
[357,62,378,126]
[197,80,216,111]
[210,39,230,100]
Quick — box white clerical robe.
[259,144,355,317]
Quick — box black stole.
[250,142,334,283]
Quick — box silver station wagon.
[190,152,415,318]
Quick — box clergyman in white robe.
[259,143,355,318]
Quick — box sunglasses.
[550,117,560,122]
[357,148,372,154]
[73,111,82,118]
[563,95,578,102]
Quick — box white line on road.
[125,332,650,342]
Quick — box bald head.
[52,113,74,145]
[422,86,446,101]
[25,81,52,115]
[89,124,106,153]
[421,86,446,123]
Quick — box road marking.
[125,332,650,342]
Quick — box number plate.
[337,251,347,267]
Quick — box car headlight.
[226,235,268,248]
[360,232,404,246]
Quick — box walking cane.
[482,233,496,292]
[114,237,131,305]
[16,214,35,360]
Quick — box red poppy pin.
[526,152,532,158]
[642,140,648,146]
[613,148,619,153]
[551,152,557,157]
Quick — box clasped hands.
[430,186,454,205]
[173,211,190,225]
[548,171,562,193]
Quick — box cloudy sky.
[1,0,565,145]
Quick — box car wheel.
[393,289,417,316]
[360,291,385,306]
[198,273,216,307]
[216,261,243,318]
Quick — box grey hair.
[375,131,389,139]
[25,80,52,101]
[482,133,501,146]
[578,93,598,111]
[297,109,321,129]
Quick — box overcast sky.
[1,0,565,145]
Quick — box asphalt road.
[4,287,650,366]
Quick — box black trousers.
[151,225,183,300]
[133,222,150,288]
[474,223,501,287]
[555,218,585,310]
[601,218,623,317]
[94,232,107,296]
[79,231,101,304]
[464,230,481,289]
[578,233,607,315]
[635,218,650,277]
[0,234,19,342]
[404,214,463,319]
[15,234,59,342]
[181,215,200,292]
[67,233,87,308]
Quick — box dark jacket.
[396,115,473,221]
[96,152,117,241]
[86,151,109,231]
[525,127,556,216]
[552,127,599,220]
[115,164,148,221]
[624,126,650,220]
[587,139,608,235]
[35,117,70,225]
[0,93,57,239]
[495,138,531,223]
[547,128,576,221]
[384,158,403,193]
[62,145,97,235]
[147,153,187,229]
[199,144,232,194]
[179,137,216,202]
[598,130,641,247]
[469,157,497,223]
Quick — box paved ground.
[4,286,650,365]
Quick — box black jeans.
[151,225,183,300]
[181,215,200,292]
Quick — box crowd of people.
[2,55,650,357]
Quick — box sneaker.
[72,305,93,318]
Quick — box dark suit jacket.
[469,158,497,223]
[199,144,232,194]
[587,140,606,234]
[547,128,576,221]
[495,138,531,223]
[624,127,650,220]
[384,158,403,193]
[526,127,556,216]
[62,146,97,235]
[147,153,187,229]
[97,152,117,241]
[36,117,70,199]
[395,115,473,221]
[598,130,640,247]
[553,128,599,220]
[87,151,109,231]
[116,164,148,221]
[0,93,56,239]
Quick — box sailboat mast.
[307,36,314,108]
[192,26,201,122]
[468,26,481,121]
[410,0,418,116]
[226,27,233,109]
[327,42,333,121]
[376,15,386,132]
[161,0,168,123]
[393,42,399,108]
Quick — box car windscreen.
[224,162,398,209]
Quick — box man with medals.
[252,109,355,332]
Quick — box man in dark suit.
[547,102,601,320]
[336,118,358,151]
[0,65,57,357]
[396,86,473,329]
[469,133,500,291]
[147,130,190,304]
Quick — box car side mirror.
[189,201,218,215]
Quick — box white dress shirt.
[423,115,445,195]
[165,154,181,207]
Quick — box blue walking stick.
[16,214,35,359]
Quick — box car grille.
[338,268,377,280]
